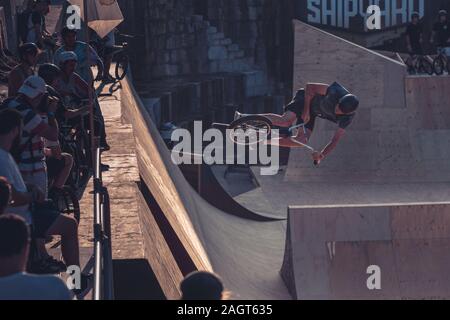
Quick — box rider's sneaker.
[234,111,243,121]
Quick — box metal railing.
[92,147,114,300]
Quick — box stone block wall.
[120,2,248,73]
[117,0,291,126]
[193,0,295,92]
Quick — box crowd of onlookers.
[406,9,450,55]
[0,0,228,301]
[0,0,111,300]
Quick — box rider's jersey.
[310,82,355,130]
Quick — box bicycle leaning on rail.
[433,48,450,75]
[405,54,434,75]
[90,33,133,81]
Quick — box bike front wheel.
[229,115,273,146]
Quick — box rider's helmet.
[439,10,448,18]
[411,12,420,20]
[338,94,360,114]
[58,51,78,66]
[61,26,78,38]
[18,43,39,61]
[38,63,62,85]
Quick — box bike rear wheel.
[229,115,273,146]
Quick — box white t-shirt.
[0,149,32,224]
[0,273,73,300]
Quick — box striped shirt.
[6,99,47,175]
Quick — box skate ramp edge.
[121,76,213,299]
[281,203,450,300]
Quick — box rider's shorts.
[284,89,315,131]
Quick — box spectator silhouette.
[0,214,72,300]
[0,177,11,215]
[180,271,228,300]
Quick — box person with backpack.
[8,43,38,98]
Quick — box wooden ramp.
[122,75,291,300]
[119,21,450,300]
[281,203,450,300]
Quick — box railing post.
[92,147,114,300]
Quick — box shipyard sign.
[300,0,426,31]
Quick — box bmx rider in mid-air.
[235,82,360,164]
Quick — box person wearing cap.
[54,51,110,151]
[3,76,58,195]
[8,43,38,98]
[234,82,360,165]
[54,27,104,87]
[406,12,424,55]
[431,10,450,54]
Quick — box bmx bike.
[228,115,320,165]
[90,33,132,81]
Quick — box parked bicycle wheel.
[115,52,129,81]
[49,186,81,223]
[67,146,85,189]
[417,58,434,75]
[433,56,447,75]
[229,115,273,146]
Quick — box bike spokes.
[229,117,272,146]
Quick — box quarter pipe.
[120,20,450,300]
